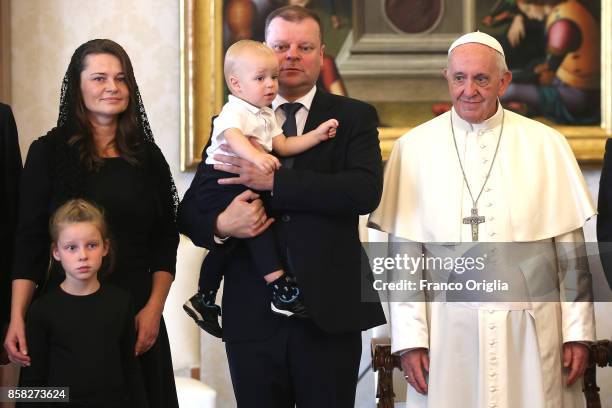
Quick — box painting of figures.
[480,0,600,125]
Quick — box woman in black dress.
[3,39,180,407]
[1,103,21,366]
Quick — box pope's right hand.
[4,317,30,366]
[400,348,429,395]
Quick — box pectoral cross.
[463,207,485,241]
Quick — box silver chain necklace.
[450,108,505,241]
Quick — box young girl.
[19,199,148,408]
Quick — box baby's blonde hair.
[223,39,277,87]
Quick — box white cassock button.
[489,324,496,329]
[485,187,492,192]
[486,202,493,207]
[490,386,496,392]
[489,372,496,377]
[489,340,496,345]
[490,403,497,408]
[488,217,495,221]
[480,144,487,149]
[489,232,496,237]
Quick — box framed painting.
[180,0,612,171]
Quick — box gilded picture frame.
[180,0,612,171]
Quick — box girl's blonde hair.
[49,199,114,276]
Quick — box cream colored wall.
[10,0,193,193]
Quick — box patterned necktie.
[280,102,303,168]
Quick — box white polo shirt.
[205,95,283,165]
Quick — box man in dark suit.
[0,103,21,365]
[178,5,385,407]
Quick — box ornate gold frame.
[180,0,224,171]
[180,0,612,171]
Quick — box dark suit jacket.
[1,103,22,328]
[178,89,386,341]
[597,138,612,290]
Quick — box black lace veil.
[54,39,179,217]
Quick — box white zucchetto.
[448,31,505,57]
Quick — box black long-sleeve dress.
[0,103,21,329]
[19,284,148,408]
[13,132,179,408]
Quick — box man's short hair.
[223,39,276,85]
[264,5,323,42]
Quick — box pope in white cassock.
[368,32,596,408]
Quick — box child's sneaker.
[270,275,309,318]
[183,293,223,338]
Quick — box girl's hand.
[134,305,162,356]
[3,317,31,366]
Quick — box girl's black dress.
[20,284,148,408]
